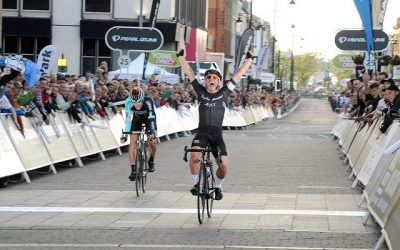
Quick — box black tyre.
[207,167,215,218]
[141,151,147,193]
[135,147,142,197]
[197,165,206,224]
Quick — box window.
[3,36,50,61]
[82,39,111,74]
[4,36,18,54]
[21,37,34,54]
[23,0,49,10]
[85,0,111,13]
[3,0,17,9]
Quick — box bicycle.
[183,145,220,224]
[126,124,149,197]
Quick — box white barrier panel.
[177,105,197,131]
[353,121,380,176]
[256,106,269,120]
[223,108,248,127]
[222,108,237,127]
[330,118,342,136]
[249,106,261,123]
[338,119,356,146]
[5,115,53,171]
[58,112,102,158]
[358,123,400,186]
[0,116,26,178]
[332,118,351,139]
[87,116,120,151]
[40,113,80,164]
[154,107,169,137]
[164,106,185,134]
[341,121,359,153]
[242,108,256,125]
[108,111,130,147]
[347,122,375,169]
[267,106,275,118]
[367,149,400,227]
[384,198,400,250]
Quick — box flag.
[353,0,374,53]
[235,28,254,73]
[255,46,269,79]
[37,45,57,74]
[142,0,161,80]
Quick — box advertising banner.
[235,28,254,72]
[332,54,356,70]
[37,45,57,74]
[148,50,180,67]
[256,46,269,79]
[105,26,164,52]
[334,29,388,51]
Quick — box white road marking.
[0,206,367,216]
[297,186,349,189]
[0,244,373,249]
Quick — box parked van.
[187,61,221,80]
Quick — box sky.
[252,0,400,59]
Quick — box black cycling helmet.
[204,69,222,81]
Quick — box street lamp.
[289,24,295,92]
[289,0,296,92]
[246,0,253,29]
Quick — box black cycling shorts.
[191,126,227,157]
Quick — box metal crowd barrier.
[331,117,400,250]
[0,104,274,183]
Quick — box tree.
[294,52,323,88]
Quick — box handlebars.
[183,145,221,163]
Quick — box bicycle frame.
[184,145,221,224]
[131,124,149,197]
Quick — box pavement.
[0,98,384,250]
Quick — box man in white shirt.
[0,87,20,130]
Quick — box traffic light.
[275,79,282,91]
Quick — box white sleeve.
[0,96,12,109]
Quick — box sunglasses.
[205,75,220,81]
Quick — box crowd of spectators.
[328,71,400,189]
[0,58,303,188]
[0,60,292,136]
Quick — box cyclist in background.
[177,49,254,200]
[120,87,157,181]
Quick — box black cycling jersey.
[124,96,157,133]
[191,79,235,129]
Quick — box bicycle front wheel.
[207,167,215,218]
[141,150,147,193]
[197,165,206,224]
[135,148,143,197]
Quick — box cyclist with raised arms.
[120,87,157,181]
[177,49,254,200]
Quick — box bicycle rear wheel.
[135,148,143,197]
[207,167,215,218]
[197,165,206,224]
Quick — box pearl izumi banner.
[335,29,388,51]
[105,26,164,52]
